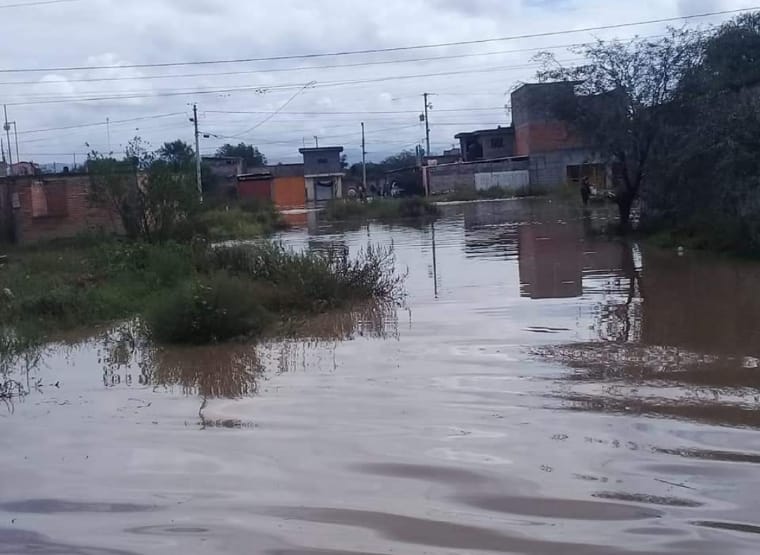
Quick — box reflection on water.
[5,199,760,555]
[96,301,399,400]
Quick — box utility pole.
[11,122,19,167]
[361,122,367,192]
[106,117,111,153]
[314,136,319,148]
[3,105,12,174]
[191,103,203,202]
[423,93,431,157]
[1,138,6,177]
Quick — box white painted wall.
[475,170,530,191]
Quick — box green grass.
[148,242,402,344]
[0,235,403,346]
[323,197,439,222]
[194,199,288,241]
[0,239,193,333]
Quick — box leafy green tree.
[643,14,760,253]
[157,140,196,168]
[87,153,142,238]
[536,30,702,230]
[215,143,267,167]
[380,150,420,171]
[88,137,200,243]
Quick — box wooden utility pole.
[361,122,367,192]
[192,103,203,202]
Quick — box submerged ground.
[1,198,759,554]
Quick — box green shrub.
[206,242,402,311]
[146,273,270,344]
[195,201,287,241]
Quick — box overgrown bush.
[146,273,270,344]
[205,242,402,309]
[193,200,287,241]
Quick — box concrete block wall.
[529,149,600,190]
[428,158,530,195]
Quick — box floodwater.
[2,198,760,554]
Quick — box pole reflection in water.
[431,220,439,299]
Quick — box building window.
[317,158,328,164]
[490,137,505,148]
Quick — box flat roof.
[455,126,514,139]
[299,146,344,154]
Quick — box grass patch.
[323,197,439,222]
[0,239,193,333]
[0,234,404,346]
[194,198,288,241]
[148,242,402,344]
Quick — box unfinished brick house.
[0,173,121,244]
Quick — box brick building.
[511,82,607,190]
[0,173,121,244]
[438,82,609,194]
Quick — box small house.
[299,147,344,202]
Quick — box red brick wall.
[11,175,122,244]
[515,121,584,156]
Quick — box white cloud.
[0,0,753,164]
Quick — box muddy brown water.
[2,198,760,554]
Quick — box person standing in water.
[580,177,592,206]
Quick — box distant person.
[580,177,592,206]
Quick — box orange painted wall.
[272,176,306,208]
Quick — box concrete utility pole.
[106,117,111,153]
[3,105,12,174]
[361,122,367,192]
[1,138,6,177]
[423,93,431,157]
[11,122,19,167]
[191,103,203,202]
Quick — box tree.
[536,30,702,230]
[643,14,760,253]
[380,150,420,171]
[88,137,200,243]
[215,143,267,168]
[87,153,142,238]
[157,140,196,168]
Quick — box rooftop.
[299,146,344,154]
[455,126,514,139]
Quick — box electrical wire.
[0,7,754,73]
[0,0,82,8]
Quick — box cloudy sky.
[0,0,754,166]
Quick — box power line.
[1,59,563,101]
[0,0,82,8]
[17,112,186,135]
[229,81,316,138]
[1,61,569,106]
[206,107,506,115]
[0,7,754,73]
[0,35,672,87]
